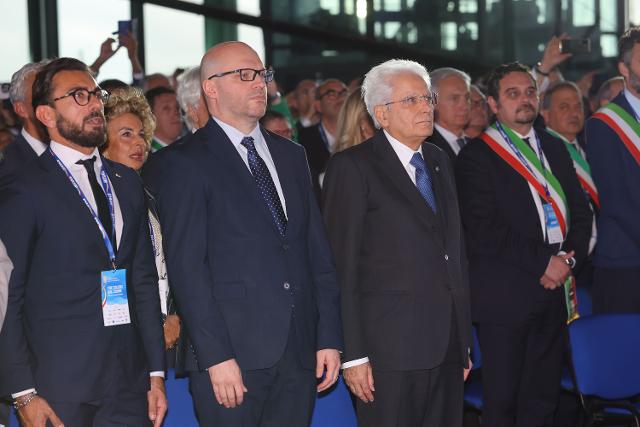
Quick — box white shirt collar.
[320,122,336,153]
[213,117,262,148]
[624,88,640,119]
[513,126,536,141]
[21,128,47,156]
[435,123,464,142]
[49,140,101,170]
[383,129,423,167]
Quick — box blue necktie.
[409,152,437,213]
[241,137,287,236]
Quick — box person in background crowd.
[99,78,130,93]
[298,78,348,198]
[532,34,572,95]
[334,88,375,153]
[0,57,167,427]
[0,60,51,184]
[586,27,640,313]
[594,76,625,110]
[0,128,13,151]
[465,84,490,139]
[145,86,183,152]
[102,86,182,362]
[260,110,293,139]
[144,41,342,427]
[144,73,172,92]
[456,62,592,427]
[90,31,144,86]
[323,59,472,427]
[176,66,210,133]
[428,67,472,163]
[294,79,319,129]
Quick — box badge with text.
[101,269,131,326]
[543,203,564,244]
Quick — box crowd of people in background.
[0,23,638,427]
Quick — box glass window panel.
[384,22,401,39]
[632,1,640,26]
[600,34,617,58]
[237,0,260,16]
[440,22,457,51]
[237,24,265,64]
[599,0,616,32]
[0,0,30,82]
[320,0,340,15]
[460,0,478,14]
[572,0,595,26]
[144,4,205,76]
[59,0,131,83]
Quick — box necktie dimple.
[76,156,116,248]
[409,152,437,213]
[241,136,287,236]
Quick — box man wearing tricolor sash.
[541,81,598,287]
[586,27,640,314]
[456,62,592,426]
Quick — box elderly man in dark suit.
[144,41,342,427]
[0,57,167,427]
[456,62,592,426]
[322,59,472,427]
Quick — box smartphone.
[560,39,591,54]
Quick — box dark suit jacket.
[455,127,592,323]
[427,128,457,164]
[297,123,330,202]
[0,151,165,400]
[586,92,640,268]
[0,132,40,185]
[143,118,342,373]
[322,130,472,371]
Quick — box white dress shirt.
[21,128,47,156]
[0,238,12,334]
[214,117,288,217]
[13,142,162,399]
[435,123,465,156]
[341,130,424,370]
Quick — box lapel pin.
[115,173,122,178]
[435,166,440,172]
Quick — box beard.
[514,103,538,125]
[56,111,106,148]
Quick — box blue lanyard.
[495,122,551,199]
[49,148,117,269]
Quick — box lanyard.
[496,122,551,199]
[50,148,117,269]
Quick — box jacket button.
[282,244,289,251]
[444,254,449,261]
[283,282,290,290]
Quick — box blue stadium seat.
[311,375,357,427]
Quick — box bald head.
[200,41,268,134]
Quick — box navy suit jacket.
[0,150,165,400]
[0,132,40,185]
[143,118,342,372]
[586,92,640,268]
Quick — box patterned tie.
[241,137,287,236]
[409,152,437,213]
[76,156,116,248]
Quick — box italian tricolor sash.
[480,124,570,238]
[545,128,600,209]
[592,102,640,166]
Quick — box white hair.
[176,66,202,132]
[361,59,431,128]
[429,67,471,93]
[9,59,51,103]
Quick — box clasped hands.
[540,250,574,290]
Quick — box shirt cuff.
[12,388,36,399]
[150,371,165,378]
[557,250,576,269]
[341,357,369,369]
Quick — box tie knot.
[76,156,97,173]
[241,136,256,151]
[409,152,426,171]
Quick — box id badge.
[543,203,564,244]
[101,269,131,326]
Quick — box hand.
[119,30,138,58]
[147,376,167,427]
[539,33,572,73]
[540,251,574,289]
[464,357,473,382]
[16,395,64,427]
[315,349,341,392]
[208,358,247,408]
[163,314,181,349]
[97,38,119,62]
[343,362,375,403]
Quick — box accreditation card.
[101,269,131,326]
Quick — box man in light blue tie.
[323,59,472,427]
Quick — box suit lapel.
[15,134,39,162]
[372,132,439,230]
[102,159,135,263]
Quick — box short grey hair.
[10,59,51,103]
[362,59,431,128]
[595,76,624,106]
[176,66,202,132]
[541,81,582,111]
[430,67,471,93]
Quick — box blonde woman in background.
[335,88,375,153]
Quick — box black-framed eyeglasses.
[52,88,109,106]
[318,89,348,100]
[384,93,438,108]
[207,68,274,83]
